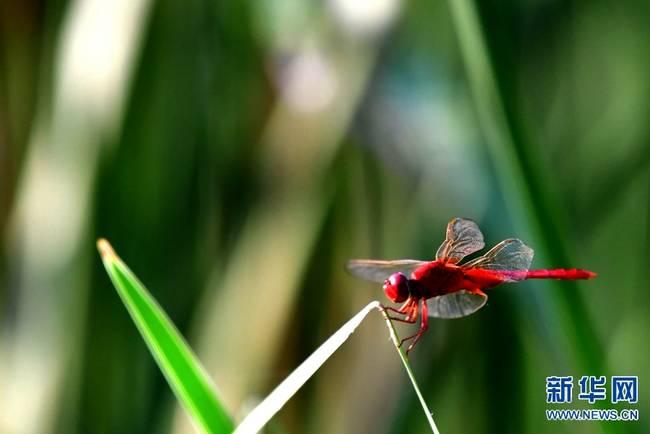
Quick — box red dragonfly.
[347,218,596,354]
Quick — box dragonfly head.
[383,272,409,303]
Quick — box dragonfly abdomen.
[524,269,596,280]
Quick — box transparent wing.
[435,218,485,263]
[345,259,427,284]
[427,291,488,318]
[462,238,534,281]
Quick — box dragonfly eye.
[383,272,409,303]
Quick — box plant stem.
[233,301,382,434]
[379,307,440,434]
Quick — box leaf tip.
[97,238,116,259]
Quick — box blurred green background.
[0,0,648,433]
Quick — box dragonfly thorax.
[383,272,409,303]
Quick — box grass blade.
[234,302,441,434]
[380,309,440,434]
[97,239,232,434]
[233,301,381,434]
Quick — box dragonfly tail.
[525,269,597,280]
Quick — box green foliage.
[97,240,232,434]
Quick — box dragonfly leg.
[404,301,429,356]
[383,306,405,314]
[386,314,417,324]
[382,306,417,323]
[395,300,422,349]
[386,300,415,315]
[383,298,420,321]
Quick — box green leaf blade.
[98,239,232,434]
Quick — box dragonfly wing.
[346,259,428,284]
[463,238,534,281]
[435,218,485,263]
[427,291,488,318]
